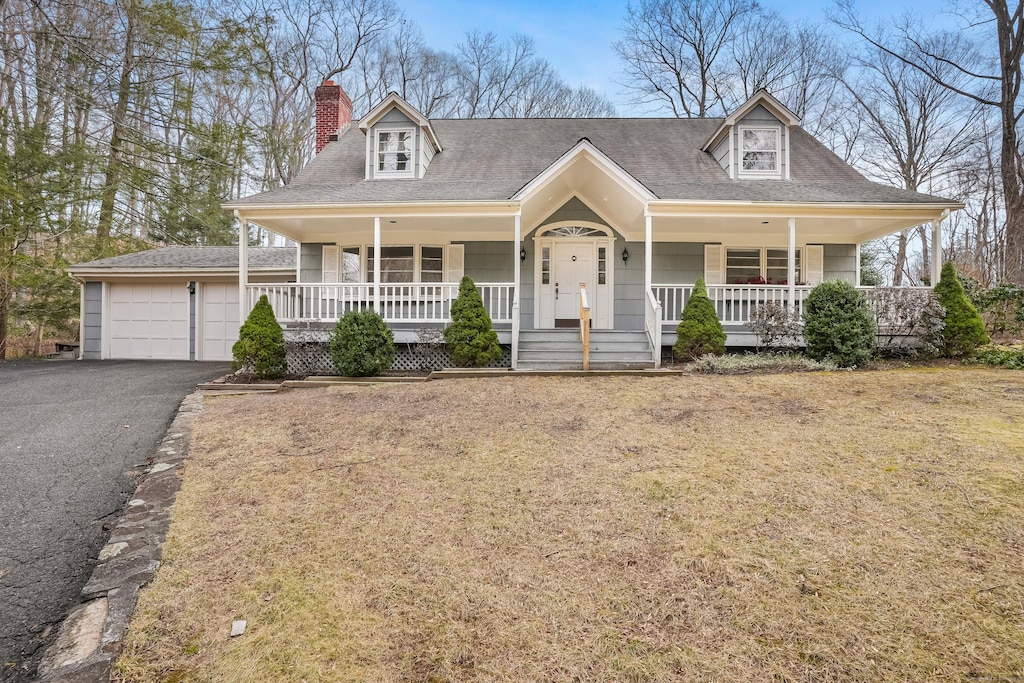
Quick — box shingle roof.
[70,246,295,270]
[229,118,953,207]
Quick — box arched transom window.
[540,226,609,237]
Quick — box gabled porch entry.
[534,225,615,329]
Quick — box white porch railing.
[653,284,814,325]
[644,289,662,368]
[247,282,515,324]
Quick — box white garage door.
[201,284,240,361]
[109,283,190,359]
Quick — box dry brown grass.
[115,367,1024,682]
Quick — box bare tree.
[614,0,759,116]
[832,0,1024,284]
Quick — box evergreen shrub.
[231,294,286,378]
[802,280,876,368]
[673,278,726,360]
[444,275,502,367]
[934,262,990,357]
[330,310,395,376]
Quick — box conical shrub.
[935,261,989,357]
[232,294,286,378]
[673,278,726,360]
[445,275,502,367]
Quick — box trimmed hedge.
[673,278,726,360]
[330,310,395,376]
[231,294,286,378]
[445,275,502,367]
[802,280,876,368]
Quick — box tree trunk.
[893,230,909,286]
[95,4,135,251]
[990,0,1024,284]
[33,322,43,356]
[0,281,9,361]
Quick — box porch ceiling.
[236,203,520,244]
[649,203,953,244]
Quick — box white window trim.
[737,125,781,178]
[374,128,415,178]
[725,246,802,285]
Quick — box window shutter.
[703,244,723,284]
[322,245,339,283]
[446,243,465,282]
[804,245,824,285]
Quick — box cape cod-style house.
[69,83,960,369]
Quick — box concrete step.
[518,340,585,351]
[519,350,583,361]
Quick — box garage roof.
[69,246,295,272]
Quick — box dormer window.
[739,126,780,176]
[376,129,414,177]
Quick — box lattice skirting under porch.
[283,329,512,375]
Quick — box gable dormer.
[358,93,442,180]
[702,90,799,181]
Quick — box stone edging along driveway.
[34,390,206,683]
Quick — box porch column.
[513,212,521,294]
[787,217,796,310]
[236,210,248,327]
[373,216,381,311]
[644,212,653,292]
[931,216,943,287]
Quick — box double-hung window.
[376,129,414,177]
[727,247,801,285]
[739,126,780,176]
[366,246,445,283]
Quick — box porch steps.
[517,330,655,370]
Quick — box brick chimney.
[314,79,353,154]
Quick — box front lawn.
[116,368,1024,682]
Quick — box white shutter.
[804,244,824,285]
[446,243,465,282]
[703,244,724,284]
[322,245,339,283]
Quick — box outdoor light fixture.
[520,244,527,261]
[621,247,629,264]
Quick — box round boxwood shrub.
[330,310,395,376]
[444,275,502,367]
[232,294,286,378]
[934,261,990,357]
[801,279,876,368]
[673,278,726,360]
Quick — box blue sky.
[401,0,965,114]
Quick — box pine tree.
[445,275,502,367]
[673,278,726,360]
[232,295,286,378]
[934,261,989,357]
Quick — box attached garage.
[109,283,190,359]
[68,247,296,361]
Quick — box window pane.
[342,247,360,283]
[741,129,779,172]
[368,246,415,283]
[378,131,412,172]
[541,246,550,285]
[421,246,443,282]
[726,248,762,284]
[598,247,606,285]
[765,248,800,284]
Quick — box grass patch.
[685,351,839,374]
[116,368,1024,682]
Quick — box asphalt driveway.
[0,360,228,682]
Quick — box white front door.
[553,242,594,323]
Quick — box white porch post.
[644,212,653,293]
[512,211,521,370]
[787,217,796,309]
[236,210,248,327]
[373,216,381,312]
[855,243,862,286]
[931,215,943,286]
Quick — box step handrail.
[579,282,590,371]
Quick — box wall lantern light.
[520,244,527,262]
[621,247,629,264]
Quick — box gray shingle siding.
[823,243,857,284]
[615,240,645,331]
[459,241,515,282]
[538,196,610,228]
[652,242,704,283]
[83,282,102,359]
